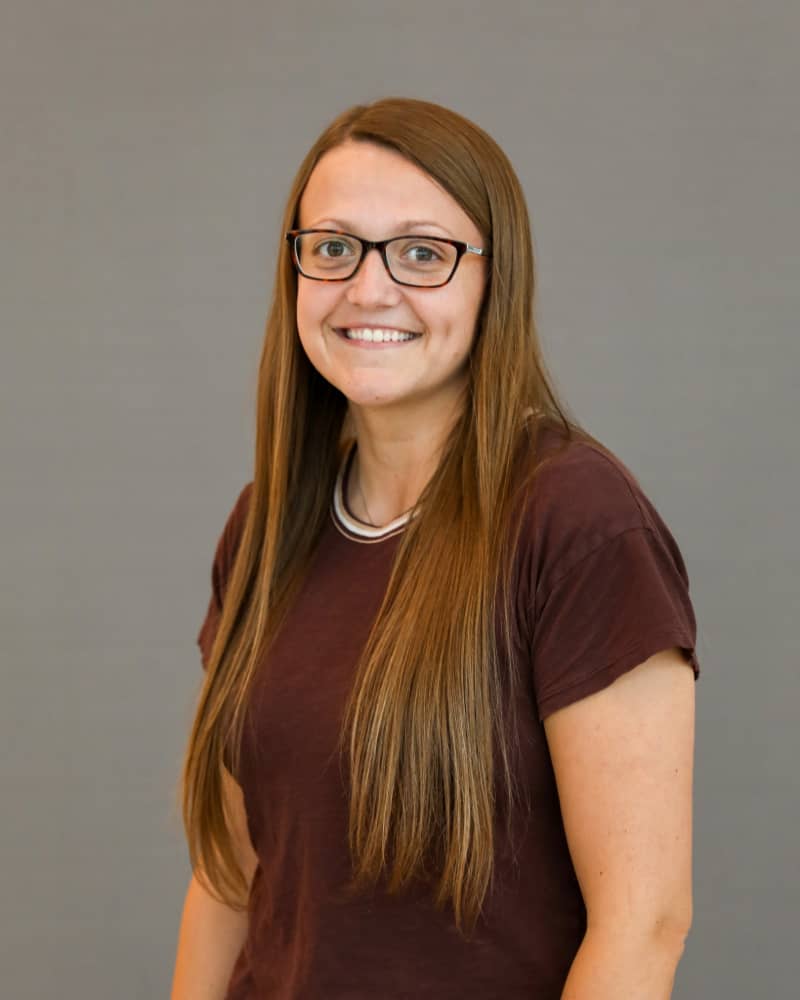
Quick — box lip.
[333,327,422,349]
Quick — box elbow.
[652,901,693,957]
[586,898,693,958]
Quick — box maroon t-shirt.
[196,425,700,999]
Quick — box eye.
[397,240,446,263]
[313,237,357,259]
[409,243,442,262]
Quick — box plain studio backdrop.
[1,2,797,997]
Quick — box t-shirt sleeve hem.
[537,627,699,722]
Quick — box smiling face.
[294,140,489,427]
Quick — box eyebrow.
[305,218,455,237]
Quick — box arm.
[171,769,259,1000]
[543,647,696,1000]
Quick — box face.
[294,140,488,425]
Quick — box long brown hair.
[180,97,594,935]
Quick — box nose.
[345,247,401,307]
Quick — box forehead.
[298,140,479,240]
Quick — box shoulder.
[231,480,254,524]
[198,481,255,668]
[513,423,699,718]
[223,480,254,542]
[211,481,254,584]
[518,425,647,578]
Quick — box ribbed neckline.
[331,440,416,543]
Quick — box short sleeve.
[520,431,701,721]
[197,482,253,671]
[532,524,700,721]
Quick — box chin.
[343,392,401,409]
[333,369,409,396]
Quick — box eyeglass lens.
[294,233,457,286]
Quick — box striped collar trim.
[331,441,416,543]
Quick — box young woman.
[171,97,700,1000]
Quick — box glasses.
[285,229,491,288]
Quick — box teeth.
[344,327,417,343]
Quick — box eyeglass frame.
[284,228,491,288]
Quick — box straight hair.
[179,97,599,936]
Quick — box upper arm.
[221,768,259,889]
[543,647,696,937]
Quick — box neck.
[345,397,464,526]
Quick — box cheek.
[442,286,483,345]
[295,292,326,365]
[296,285,336,341]
[295,285,315,331]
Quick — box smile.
[335,327,422,347]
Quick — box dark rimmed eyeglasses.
[285,229,491,288]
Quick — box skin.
[545,646,696,996]
[295,139,489,525]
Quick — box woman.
[172,97,699,999]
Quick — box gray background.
[2,1,797,997]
